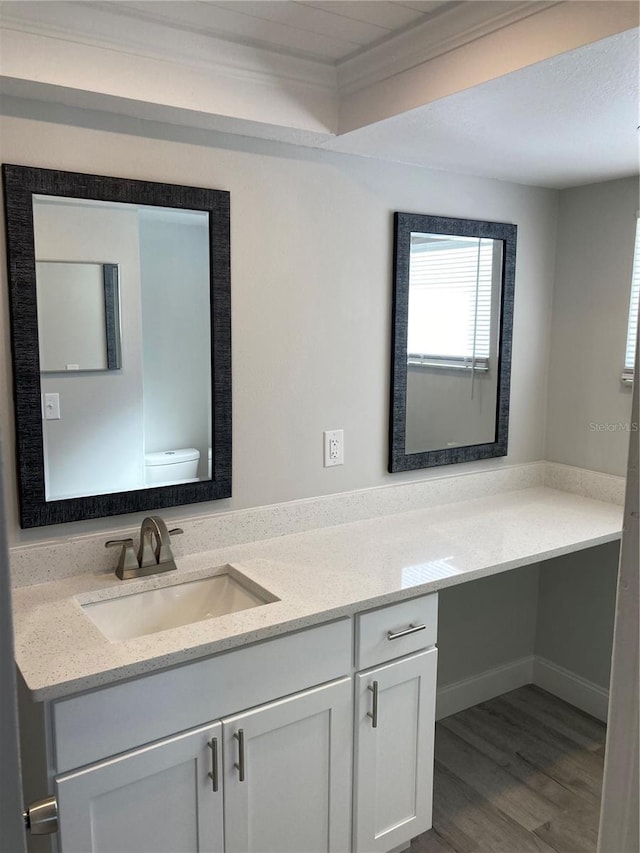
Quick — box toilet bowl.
[144,448,200,487]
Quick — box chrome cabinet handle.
[367,681,379,728]
[24,797,58,835]
[207,737,219,792]
[387,623,426,641]
[234,729,245,782]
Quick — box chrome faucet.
[106,516,183,580]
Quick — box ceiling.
[107,0,452,64]
[326,27,640,188]
[0,1,638,188]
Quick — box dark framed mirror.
[389,212,516,473]
[3,164,231,527]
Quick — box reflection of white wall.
[405,367,497,453]
[33,200,144,499]
[139,210,211,479]
[36,262,107,371]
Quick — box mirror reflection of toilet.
[144,448,200,487]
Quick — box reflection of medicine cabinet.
[36,261,122,372]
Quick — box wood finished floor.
[412,685,606,853]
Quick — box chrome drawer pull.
[234,729,245,782]
[387,623,427,641]
[367,681,379,728]
[207,737,219,792]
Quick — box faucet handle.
[106,538,140,580]
[169,528,183,536]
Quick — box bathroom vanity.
[13,481,623,853]
[36,594,437,853]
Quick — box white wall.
[546,177,636,476]
[33,201,144,499]
[0,110,559,545]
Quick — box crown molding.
[0,1,337,93]
[1,1,562,101]
[0,24,338,137]
[2,0,635,145]
[336,0,560,96]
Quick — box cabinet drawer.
[52,618,352,773]
[356,594,437,670]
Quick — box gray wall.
[535,543,619,689]
[540,178,636,694]
[546,177,636,476]
[438,545,619,694]
[0,109,558,546]
[437,565,539,686]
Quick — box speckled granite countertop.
[13,486,623,702]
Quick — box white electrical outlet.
[323,429,344,467]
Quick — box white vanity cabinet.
[223,678,352,853]
[24,595,439,853]
[353,594,438,853]
[43,619,353,853]
[56,721,224,853]
[54,678,352,853]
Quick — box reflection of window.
[622,217,639,383]
[407,236,494,370]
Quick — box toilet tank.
[144,448,200,487]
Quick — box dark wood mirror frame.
[389,212,517,473]
[2,164,232,527]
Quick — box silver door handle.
[207,737,219,792]
[387,623,426,641]
[234,729,245,782]
[367,681,378,728]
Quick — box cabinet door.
[56,722,223,853]
[223,677,352,853]
[353,648,437,853]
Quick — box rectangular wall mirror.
[389,212,516,472]
[3,165,231,527]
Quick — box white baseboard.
[436,655,534,720]
[533,655,609,722]
[436,654,609,722]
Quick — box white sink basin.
[80,567,277,642]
